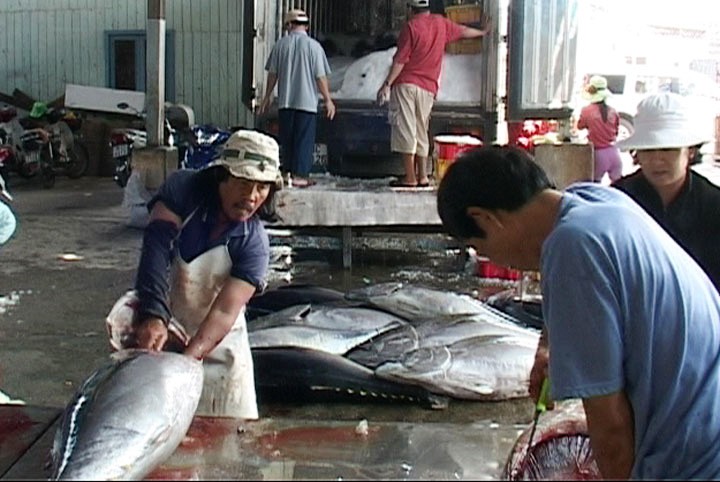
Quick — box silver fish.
[51,349,203,481]
[374,335,538,401]
[347,314,539,368]
[345,282,502,322]
[248,304,408,355]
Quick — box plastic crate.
[445,4,483,55]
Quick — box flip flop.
[417,181,431,188]
[389,179,417,188]
[292,178,316,188]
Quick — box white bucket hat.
[581,75,612,103]
[616,92,712,151]
[208,130,283,188]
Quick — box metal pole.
[147,0,166,147]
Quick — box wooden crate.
[445,4,483,55]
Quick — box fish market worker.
[436,145,720,479]
[613,92,720,292]
[106,129,282,419]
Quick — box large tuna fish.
[345,282,502,323]
[502,399,600,480]
[246,283,349,321]
[248,304,408,355]
[51,349,203,481]
[374,334,537,401]
[252,346,448,409]
[347,314,539,369]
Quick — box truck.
[248,0,579,178]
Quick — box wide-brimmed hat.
[616,92,712,151]
[284,9,309,24]
[208,130,283,188]
[581,75,612,103]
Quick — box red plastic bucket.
[434,135,482,181]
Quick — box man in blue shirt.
[259,8,336,188]
[436,145,720,479]
[106,130,282,420]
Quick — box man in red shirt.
[377,0,489,188]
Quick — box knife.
[526,378,550,451]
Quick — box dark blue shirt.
[135,170,269,323]
[613,169,720,291]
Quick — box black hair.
[197,165,281,223]
[690,143,704,166]
[411,6,430,14]
[599,100,609,123]
[436,145,554,240]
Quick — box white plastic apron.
[106,244,258,419]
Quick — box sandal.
[291,177,316,188]
[389,179,417,188]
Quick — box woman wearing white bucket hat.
[105,129,283,419]
[577,75,624,182]
[613,92,720,290]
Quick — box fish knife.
[526,378,550,451]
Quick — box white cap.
[407,0,430,7]
[284,9,309,24]
[616,92,712,151]
[208,130,283,188]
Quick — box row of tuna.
[247,282,542,407]
[47,282,599,480]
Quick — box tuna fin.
[427,394,450,410]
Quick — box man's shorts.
[389,83,435,157]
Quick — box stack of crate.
[445,3,483,55]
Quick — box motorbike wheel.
[41,165,56,189]
[17,157,39,179]
[114,166,131,188]
[65,141,90,179]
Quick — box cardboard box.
[445,4,483,55]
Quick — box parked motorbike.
[111,102,176,188]
[17,125,56,188]
[15,106,90,188]
[110,127,146,188]
[181,124,230,170]
[0,107,19,179]
[0,107,17,144]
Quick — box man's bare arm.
[583,391,635,479]
[258,72,278,116]
[316,76,336,120]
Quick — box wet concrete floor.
[0,174,537,479]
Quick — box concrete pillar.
[532,143,594,189]
[146,0,165,147]
[132,147,178,191]
[136,0,177,194]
